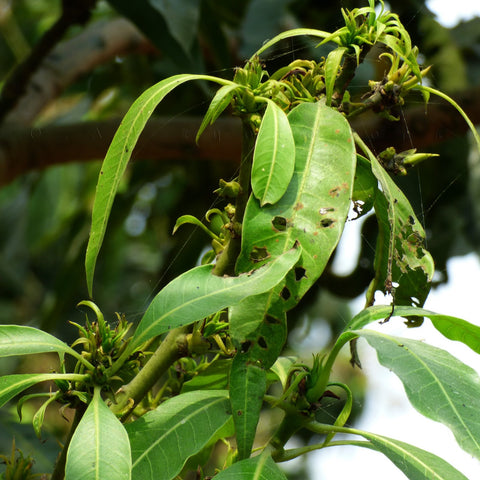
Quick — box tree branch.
[1,85,479,186]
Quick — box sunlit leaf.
[324,47,347,106]
[347,305,480,355]
[237,101,356,310]
[251,101,295,206]
[131,247,300,348]
[126,390,231,480]
[65,388,131,480]
[85,74,236,297]
[356,329,480,459]
[0,325,76,359]
[0,373,85,409]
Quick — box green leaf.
[85,73,235,297]
[249,28,330,62]
[181,358,231,393]
[125,390,231,480]
[356,135,434,308]
[355,329,480,459]
[0,373,85,409]
[213,453,287,480]
[251,101,295,206]
[196,84,238,142]
[131,246,301,348]
[0,325,76,359]
[230,354,267,460]
[357,431,469,480]
[237,101,356,310]
[352,154,377,217]
[270,356,297,389]
[324,47,347,106]
[65,388,131,480]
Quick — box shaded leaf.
[230,354,267,460]
[213,453,287,480]
[352,154,377,218]
[85,74,235,297]
[355,329,480,459]
[181,359,231,393]
[237,101,356,310]
[132,247,300,348]
[126,390,231,480]
[65,388,131,480]
[251,101,295,206]
[0,325,76,359]
[149,0,200,52]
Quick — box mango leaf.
[85,73,236,297]
[181,359,231,393]
[0,325,77,359]
[125,390,231,480]
[196,84,239,142]
[324,47,347,106]
[270,356,297,389]
[352,154,377,218]
[65,388,131,480]
[0,373,85,409]
[358,137,434,309]
[237,101,356,310]
[213,453,287,480]
[131,246,300,348]
[348,305,480,355]
[351,431,469,480]
[251,101,295,206]
[355,329,480,459]
[230,354,266,460]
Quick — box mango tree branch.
[0,0,98,125]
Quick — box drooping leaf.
[213,453,287,480]
[125,390,231,480]
[230,354,267,460]
[237,101,356,310]
[324,47,347,106]
[65,388,131,480]
[0,325,76,359]
[251,101,295,206]
[131,246,300,348]
[85,74,236,297]
[357,431,469,480]
[355,329,480,459]
[348,305,480,355]
[357,137,434,309]
[196,84,239,142]
[270,356,297,389]
[0,373,84,409]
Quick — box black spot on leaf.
[272,216,287,231]
[294,266,306,281]
[280,286,291,300]
[258,336,267,349]
[249,246,270,263]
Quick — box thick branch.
[3,17,151,125]
[1,85,480,186]
[0,0,97,125]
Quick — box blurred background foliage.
[0,0,479,476]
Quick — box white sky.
[428,0,480,26]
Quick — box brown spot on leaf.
[294,202,304,211]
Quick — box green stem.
[213,117,256,276]
[111,326,188,421]
[51,403,87,480]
